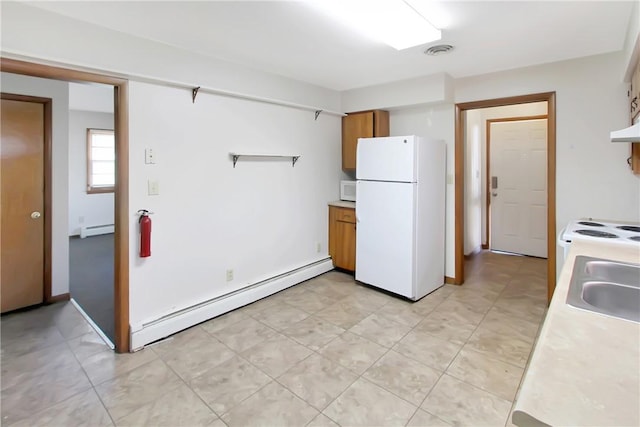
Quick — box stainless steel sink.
[566,256,640,323]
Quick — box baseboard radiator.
[80,224,115,238]
[130,258,334,350]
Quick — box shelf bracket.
[314,110,323,121]
[232,154,240,168]
[192,86,201,103]
[292,156,300,167]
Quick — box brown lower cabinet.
[328,205,356,272]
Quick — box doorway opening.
[454,92,557,302]
[68,82,117,345]
[0,58,130,352]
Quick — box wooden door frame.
[1,93,54,304]
[485,115,548,249]
[1,58,130,352]
[455,92,557,302]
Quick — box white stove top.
[562,219,640,246]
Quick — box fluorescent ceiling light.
[310,0,441,50]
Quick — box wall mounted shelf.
[229,153,301,168]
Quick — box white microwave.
[340,180,356,202]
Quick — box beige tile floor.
[1,251,547,426]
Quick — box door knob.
[30,211,41,219]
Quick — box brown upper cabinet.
[342,110,389,171]
[630,61,639,124]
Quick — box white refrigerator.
[355,135,445,300]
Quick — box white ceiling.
[25,1,636,91]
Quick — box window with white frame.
[87,128,115,193]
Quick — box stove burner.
[574,229,618,238]
[617,225,640,233]
[577,221,605,227]
[629,236,640,242]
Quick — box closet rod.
[3,52,345,117]
[134,74,346,117]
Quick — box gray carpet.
[69,234,115,342]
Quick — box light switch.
[148,179,160,195]
[145,148,156,164]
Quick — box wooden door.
[1,97,46,312]
[489,119,548,258]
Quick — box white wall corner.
[341,72,453,112]
[443,73,455,104]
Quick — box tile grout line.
[154,344,229,424]
[61,335,118,427]
[4,262,552,427]
[311,286,448,426]
[410,255,543,426]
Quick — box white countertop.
[512,240,640,427]
[328,200,355,209]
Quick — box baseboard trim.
[70,298,115,350]
[482,243,489,250]
[130,258,334,350]
[47,293,70,303]
[445,276,456,285]
[464,246,483,259]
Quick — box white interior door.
[490,119,547,258]
[355,180,415,298]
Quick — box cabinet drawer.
[335,207,356,223]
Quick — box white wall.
[456,52,640,272]
[0,72,70,296]
[1,3,344,330]
[390,105,456,278]
[69,82,114,113]
[464,109,483,255]
[0,2,341,112]
[4,1,638,316]
[342,73,454,112]
[128,81,341,327]
[622,0,639,81]
[68,110,115,235]
[348,51,640,278]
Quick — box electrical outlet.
[316,242,321,253]
[145,148,156,164]
[226,269,234,282]
[79,216,84,224]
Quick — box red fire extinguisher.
[138,209,152,258]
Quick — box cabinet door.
[373,109,390,139]
[342,112,374,171]
[627,60,639,174]
[328,206,337,261]
[631,63,640,122]
[335,220,356,271]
